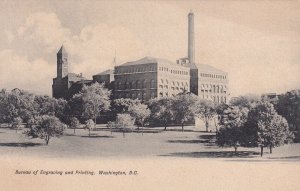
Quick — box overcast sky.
[0,0,299,97]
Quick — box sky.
[0,0,299,97]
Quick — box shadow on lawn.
[168,134,216,145]
[161,151,260,158]
[80,135,114,138]
[168,139,211,144]
[0,142,43,147]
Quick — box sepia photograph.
[0,0,299,190]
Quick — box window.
[137,80,141,89]
[143,80,147,89]
[151,79,155,88]
[137,93,141,99]
[151,92,155,99]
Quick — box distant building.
[52,11,229,103]
[114,57,190,101]
[52,46,90,99]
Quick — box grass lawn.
[0,126,299,161]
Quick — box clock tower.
[57,45,68,78]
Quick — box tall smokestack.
[188,11,195,64]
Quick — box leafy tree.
[230,94,261,109]
[195,99,216,132]
[149,97,174,130]
[12,117,23,133]
[0,89,35,125]
[85,119,95,137]
[111,98,141,115]
[128,102,150,130]
[244,101,294,156]
[107,121,115,135]
[33,95,67,122]
[115,114,135,138]
[72,82,111,128]
[216,106,249,153]
[275,90,300,141]
[70,117,80,134]
[171,93,197,132]
[25,115,66,145]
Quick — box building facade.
[52,11,229,104]
[113,57,190,101]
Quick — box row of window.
[200,73,227,79]
[115,65,156,74]
[115,79,156,90]
[116,92,156,99]
[200,84,227,93]
[158,85,187,91]
[160,79,189,86]
[158,66,189,75]
[202,95,227,103]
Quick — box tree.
[171,93,197,132]
[72,82,111,128]
[111,98,141,116]
[216,106,249,153]
[0,89,35,125]
[230,94,261,110]
[25,115,66,145]
[70,117,80,134]
[275,90,300,142]
[115,114,135,138]
[195,99,216,132]
[85,119,95,137]
[149,97,174,130]
[12,117,23,133]
[244,101,294,156]
[128,102,150,131]
[33,95,67,122]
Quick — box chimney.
[188,11,195,64]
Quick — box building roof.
[57,45,67,55]
[119,57,175,67]
[94,69,114,76]
[118,56,227,74]
[197,64,227,74]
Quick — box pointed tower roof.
[57,45,67,55]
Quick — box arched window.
[151,79,155,88]
[118,82,122,90]
[132,81,135,89]
[143,80,147,89]
[216,85,219,93]
[126,81,129,89]
[151,92,155,99]
[137,80,141,89]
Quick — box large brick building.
[52,11,229,103]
